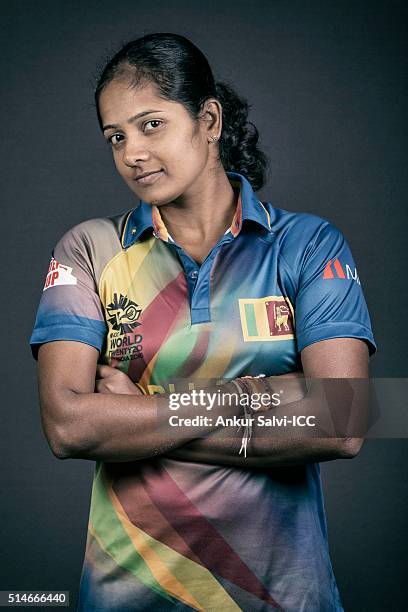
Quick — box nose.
[122,136,150,167]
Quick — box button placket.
[174,236,232,324]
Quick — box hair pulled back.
[95,32,268,191]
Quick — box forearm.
[52,382,240,462]
[167,376,364,467]
[168,437,355,468]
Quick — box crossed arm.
[37,337,369,467]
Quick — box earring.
[209,134,219,142]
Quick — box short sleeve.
[295,222,377,356]
[30,225,108,359]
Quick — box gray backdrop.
[1,0,407,610]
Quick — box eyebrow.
[102,109,165,132]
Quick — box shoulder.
[55,211,130,252]
[264,202,336,242]
[263,202,345,260]
[51,211,131,281]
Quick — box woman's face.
[98,78,216,205]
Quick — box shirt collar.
[121,170,272,248]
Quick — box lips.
[134,170,164,186]
[135,170,162,180]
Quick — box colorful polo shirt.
[30,171,376,611]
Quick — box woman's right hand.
[95,365,144,395]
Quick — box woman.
[30,33,376,611]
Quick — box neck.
[157,168,238,240]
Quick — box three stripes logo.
[323,259,360,285]
[239,296,295,342]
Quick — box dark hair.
[95,32,269,191]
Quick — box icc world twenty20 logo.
[106,293,142,335]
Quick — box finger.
[95,380,112,394]
[96,364,117,379]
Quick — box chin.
[139,188,179,207]
[136,192,170,207]
[127,177,181,206]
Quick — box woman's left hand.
[95,365,143,395]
